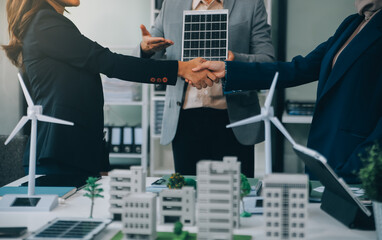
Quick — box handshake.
[140,24,228,90]
[177,58,226,89]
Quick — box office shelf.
[103,46,150,171]
[109,153,142,159]
[282,111,313,124]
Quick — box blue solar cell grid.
[182,10,229,62]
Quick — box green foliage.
[83,176,104,218]
[167,173,185,189]
[173,221,183,235]
[240,174,252,217]
[359,141,382,202]
[184,178,197,189]
[240,174,251,199]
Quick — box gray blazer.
[145,0,274,145]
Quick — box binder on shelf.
[122,126,133,153]
[110,127,122,153]
[133,126,143,154]
[154,100,165,135]
[103,126,111,150]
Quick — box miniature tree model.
[173,221,189,240]
[240,174,251,217]
[84,177,104,218]
[167,173,185,189]
[173,221,183,235]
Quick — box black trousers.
[172,108,254,177]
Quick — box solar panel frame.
[181,9,229,62]
[26,218,111,240]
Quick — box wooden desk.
[0,176,376,240]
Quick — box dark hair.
[1,0,63,67]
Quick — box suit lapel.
[223,0,236,17]
[317,11,382,102]
[316,16,361,95]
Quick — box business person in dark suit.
[138,0,274,177]
[194,0,382,183]
[2,0,216,176]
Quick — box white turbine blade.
[18,73,34,107]
[36,114,74,126]
[4,116,29,145]
[227,114,264,128]
[270,117,296,146]
[264,72,279,110]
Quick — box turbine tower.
[227,72,286,174]
[4,73,74,201]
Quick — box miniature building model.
[122,192,157,240]
[197,157,241,240]
[109,166,146,220]
[159,186,196,226]
[263,174,308,240]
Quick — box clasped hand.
[179,59,226,89]
[178,58,220,89]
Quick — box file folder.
[122,126,133,153]
[110,127,122,153]
[103,126,111,150]
[133,126,143,154]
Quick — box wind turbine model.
[227,72,287,174]
[0,73,74,212]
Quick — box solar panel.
[26,218,111,240]
[182,9,229,62]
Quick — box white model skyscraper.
[197,157,241,240]
[122,192,157,240]
[159,186,196,226]
[109,166,146,220]
[263,174,308,240]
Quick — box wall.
[66,0,151,48]
[0,0,151,135]
[0,1,21,135]
[283,0,356,173]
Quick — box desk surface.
[0,176,377,240]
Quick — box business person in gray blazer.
[139,0,274,177]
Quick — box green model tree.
[167,173,185,189]
[173,221,183,235]
[83,176,104,218]
[173,221,189,240]
[240,173,252,217]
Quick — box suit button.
[150,78,155,82]
[176,101,181,106]
[163,77,168,83]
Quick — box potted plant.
[359,141,382,239]
[83,176,104,218]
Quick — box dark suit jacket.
[22,4,178,174]
[225,11,382,183]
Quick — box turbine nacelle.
[27,106,43,116]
